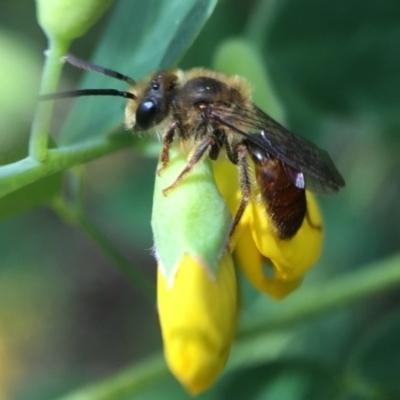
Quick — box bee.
[41,54,345,239]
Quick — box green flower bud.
[36,0,114,43]
[151,148,231,286]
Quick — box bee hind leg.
[162,137,215,196]
[229,144,252,238]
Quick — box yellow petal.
[235,224,302,299]
[212,157,241,216]
[212,157,252,248]
[157,252,238,395]
[250,191,323,282]
[212,154,323,298]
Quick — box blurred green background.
[1,0,400,399]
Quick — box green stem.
[0,133,135,199]
[55,252,400,400]
[56,354,167,400]
[52,197,156,303]
[29,38,69,162]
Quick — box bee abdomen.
[253,157,306,239]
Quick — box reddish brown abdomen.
[253,157,306,239]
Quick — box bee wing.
[210,104,345,194]
[303,174,342,195]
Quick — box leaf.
[60,0,217,145]
[213,38,285,122]
[262,0,400,134]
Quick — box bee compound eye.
[135,100,157,130]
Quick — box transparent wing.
[209,103,345,194]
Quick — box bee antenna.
[65,54,136,85]
[39,88,136,101]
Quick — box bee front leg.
[162,137,214,196]
[230,144,252,238]
[157,121,178,176]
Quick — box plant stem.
[29,39,69,162]
[52,197,156,303]
[55,252,400,400]
[56,354,167,400]
[0,133,135,199]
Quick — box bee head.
[125,71,180,132]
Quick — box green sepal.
[151,148,231,287]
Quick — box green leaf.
[262,0,400,133]
[347,310,400,391]
[213,38,285,122]
[60,0,217,145]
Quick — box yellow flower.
[157,252,237,395]
[152,149,237,394]
[213,156,323,300]
[152,148,323,394]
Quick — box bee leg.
[229,144,252,238]
[157,121,178,176]
[162,137,214,196]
